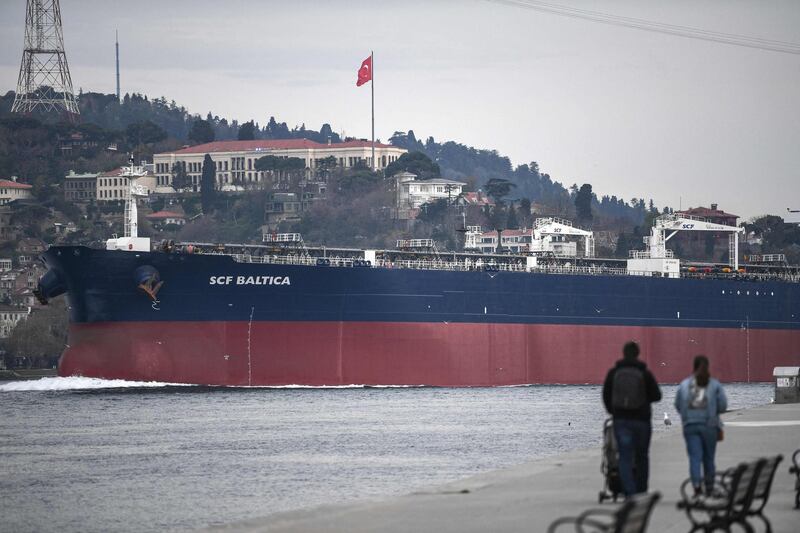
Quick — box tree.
[201,154,216,214]
[188,119,215,144]
[574,183,593,224]
[4,300,68,368]
[506,204,519,229]
[384,151,440,179]
[485,178,515,205]
[518,198,532,227]
[254,155,281,172]
[237,120,257,140]
[316,155,337,180]
[171,162,188,191]
[125,120,166,146]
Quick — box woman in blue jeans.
[674,355,728,497]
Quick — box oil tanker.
[36,212,800,386]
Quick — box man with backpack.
[602,341,662,498]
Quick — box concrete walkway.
[212,403,800,532]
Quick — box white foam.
[0,376,186,392]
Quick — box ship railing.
[226,253,800,282]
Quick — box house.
[18,238,47,255]
[394,172,466,220]
[676,203,738,227]
[461,191,493,207]
[53,222,77,235]
[263,192,313,228]
[64,170,98,202]
[0,272,18,299]
[145,210,187,227]
[0,177,33,205]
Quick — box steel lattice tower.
[12,0,79,116]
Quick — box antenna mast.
[115,29,120,100]
[12,0,79,116]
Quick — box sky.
[1,0,799,220]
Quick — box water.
[0,378,771,533]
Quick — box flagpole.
[371,50,375,172]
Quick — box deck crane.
[532,217,595,258]
[628,213,744,278]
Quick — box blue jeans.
[683,424,718,492]
[613,418,652,496]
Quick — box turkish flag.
[356,55,372,86]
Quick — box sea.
[0,378,772,533]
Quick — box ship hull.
[59,321,799,386]
[42,247,800,386]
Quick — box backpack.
[611,366,647,410]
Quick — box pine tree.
[575,183,593,225]
[201,154,216,213]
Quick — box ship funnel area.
[34,268,67,305]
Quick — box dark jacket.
[602,358,662,422]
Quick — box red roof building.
[0,178,33,206]
[677,203,738,227]
[145,210,186,226]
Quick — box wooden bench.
[677,456,783,533]
[790,449,800,509]
[547,492,660,533]
[744,454,783,532]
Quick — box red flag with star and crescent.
[356,55,372,87]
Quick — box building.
[145,210,186,227]
[676,204,738,226]
[64,171,98,201]
[394,172,466,220]
[461,191,493,207]
[59,131,100,156]
[0,304,30,338]
[0,258,12,272]
[0,177,33,205]
[96,165,158,202]
[465,218,595,257]
[152,139,407,191]
[263,192,313,228]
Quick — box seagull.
[664,412,672,426]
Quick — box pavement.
[211,402,800,532]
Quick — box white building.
[0,305,29,338]
[145,210,186,227]
[152,139,406,190]
[465,218,595,257]
[0,178,33,205]
[394,172,466,220]
[96,165,157,202]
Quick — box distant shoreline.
[0,368,58,381]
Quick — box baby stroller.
[598,418,623,503]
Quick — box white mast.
[107,155,150,251]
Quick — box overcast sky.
[1,0,798,220]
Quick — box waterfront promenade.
[213,402,800,532]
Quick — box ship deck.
[169,241,800,283]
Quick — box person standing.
[674,355,728,497]
[602,341,662,497]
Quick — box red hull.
[59,321,800,385]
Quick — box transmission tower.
[12,0,80,116]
